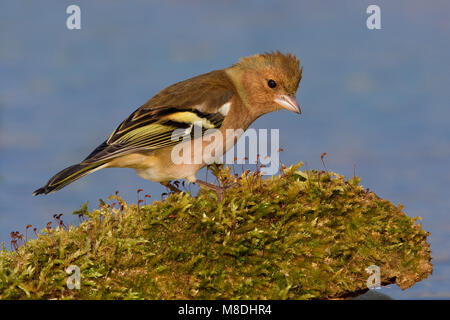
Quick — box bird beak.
[274,95,301,114]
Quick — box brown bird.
[33,51,303,199]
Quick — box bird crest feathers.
[234,51,302,94]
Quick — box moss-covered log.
[0,163,432,299]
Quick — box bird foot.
[195,179,238,202]
[160,181,182,194]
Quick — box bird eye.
[267,79,277,88]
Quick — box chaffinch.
[33,51,303,197]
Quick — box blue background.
[1,0,449,298]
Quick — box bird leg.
[195,179,238,202]
[160,181,182,194]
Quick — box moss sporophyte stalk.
[0,162,432,299]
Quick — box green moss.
[0,162,432,299]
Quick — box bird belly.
[106,151,200,182]
[135,163,200,183]
[135,166,177,182]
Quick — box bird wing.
[82,70,235,163]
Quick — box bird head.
[228,51,303,116]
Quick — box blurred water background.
[1,0,449,298]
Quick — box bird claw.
[195,180,238,202]
[160,182,182,194]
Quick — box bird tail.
[33,162,107,196]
